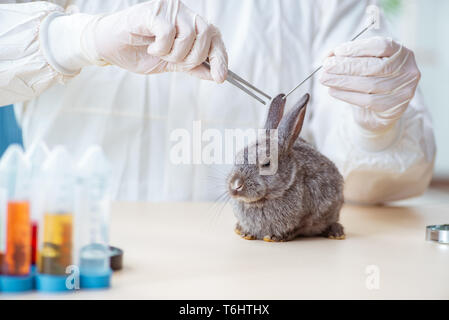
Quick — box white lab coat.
[0,0,436,204]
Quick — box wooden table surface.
[6,187,449,300]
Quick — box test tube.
[0,186,5,272]
[26,142,49,266]
[76,146,112,288]
[0,145,33,292]
[36,147,76,292]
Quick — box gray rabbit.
[227,93,345,242]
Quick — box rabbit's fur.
[227,93,345,242]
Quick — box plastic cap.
[42,146,76,213]
[26,142,50,169]
[0,144,31,200]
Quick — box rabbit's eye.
[260,160,270,168]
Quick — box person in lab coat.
[0,0,435,204]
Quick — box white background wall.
[386,0,449,177]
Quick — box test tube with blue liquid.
[76,146,112,289]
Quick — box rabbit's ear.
[264,94,286,129]
[278,93,310,151]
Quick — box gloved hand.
[320,37,421,133]
[44,0,228,83]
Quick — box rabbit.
[227,93,345,242]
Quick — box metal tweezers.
[203,20,376,105]
[202,61,272,105]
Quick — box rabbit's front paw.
[241,234,256,240]
[263,235,286,242]
[234,223,243,235]
[324,222,345,240]
[234,223,257,240]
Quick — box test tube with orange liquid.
[0,187,6,274]
[3,201,31,276]
[0,145,33,292]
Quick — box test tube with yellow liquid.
[40,212,73,275]
[0,145,34,292]
[36,147,76,292]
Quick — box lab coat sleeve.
[309,0,436,204]
[0,2,73,106]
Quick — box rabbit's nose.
[230,177,244,194]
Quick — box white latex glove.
[44,0,228,83]
[320,37,421,133]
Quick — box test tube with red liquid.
[26,142,49,266]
